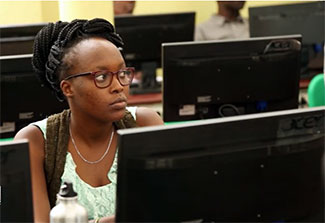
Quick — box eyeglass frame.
[62,67,135,89]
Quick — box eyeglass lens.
[94,69,133,88]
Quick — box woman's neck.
[69,111,114,144]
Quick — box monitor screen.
[0,54,69,139]
[0,139,34,222]
[162,35,302,122]
[114,12,195,93]
[249,2,325,79]
[116,107,325,222]
[0,23,47,56]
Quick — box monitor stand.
[130,61,161,95]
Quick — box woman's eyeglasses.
[63,67,135,88]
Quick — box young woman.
[14,18,164,223]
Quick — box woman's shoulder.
[30,119,47,137]
[14,123,46,157]
[133,107,164,127]
[15,119,45,140]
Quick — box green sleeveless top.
[31,107,137,219]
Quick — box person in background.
[113,1,136,15]
[14,18,163,223]
[195,1,249,41]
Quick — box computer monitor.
[162,35,302,122]
[0,139,34,222]
[114,12,195,94]
[0,22,47,38]
[0,23,47,56]
[0,37,35,56]
[0,54,69,139]
[116,107,325,222]
[249,2,325,79]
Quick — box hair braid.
[32,21,68,100]
[32,18,124,102]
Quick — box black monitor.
[0,22,47,38]
[114,12,195,94]
[0,23,47,56]
[116,107,325,222]
[249,2,325,79]
[0,37,35,56]
[0,54,69,139]
[162,35,301,122]
[0,139,34,222]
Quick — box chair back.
[308,73,325,107]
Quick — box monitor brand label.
[277,114,324,137]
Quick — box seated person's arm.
[14,126,50,223]
[194,26,204,41]
[136,107,164,126]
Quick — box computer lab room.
[0,1,324,222]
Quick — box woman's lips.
[110,98,127,110]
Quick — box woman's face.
[63,37,130,122]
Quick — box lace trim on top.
[61,151,118,219]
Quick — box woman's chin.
[109,108,127,122]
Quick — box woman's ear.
[60,80,73,98]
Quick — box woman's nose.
[109,75,124,93]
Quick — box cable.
[218,104,241,117]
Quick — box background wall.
[0,1,45,24]
[133,1,306,25]
[0,1,113,25]
[0,1,310,26]
[58,1,113,23]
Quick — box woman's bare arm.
[14,125,51,223]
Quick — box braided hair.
[32,18,124,101]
